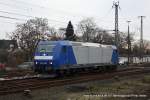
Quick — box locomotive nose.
[34,56,53,73]
[34,55,53,64]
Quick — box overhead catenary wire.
[0,20,19,24]
[0,10,67,24]
[0,10,33,18]
[0,0,141,35]
[1,0,130,21]
[0,0,85,19]
[0,1,31,11]
[0,15,69,29]
[0,10,139,35]
[0,1,82,25]
[1,0,144,24]
[9,0,87,18]
[0,9,128,27]
[0,10,69,28]
[13,0,129,22]
[0,15,25,21]
[0,0,133,26]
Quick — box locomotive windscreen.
[37,44,54,53]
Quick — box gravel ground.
[0,72,150,100]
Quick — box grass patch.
[142,76,150,83]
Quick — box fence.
[119,56,150,64]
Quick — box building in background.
[0,40,19,67]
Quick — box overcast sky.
[0,0,149,40]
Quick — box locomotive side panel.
[88,47,102,64]
[101,47,113,64]
[73,46,89,64]
[73,45,114,65]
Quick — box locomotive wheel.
[101,66,106,72]
[112,65,117,71]
[64,69,71,76]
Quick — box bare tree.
[93,29,115,45]
[9,18,53,60]
[77,18,97,42]
[45,27,63,40]
[77,18,115,44]
[133,40,150,56]
[77,18,136,55]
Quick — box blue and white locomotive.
[34,40,118,73]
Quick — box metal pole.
[138,16,145,62]
[86,26,89,42]
[113,2,119,48]
[127,21,131,64]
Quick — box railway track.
[0,69,35,78]
[0,67,149,95]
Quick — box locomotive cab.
[34,42,55,72]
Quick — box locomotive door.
[62,46,69,65]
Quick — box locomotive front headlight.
[49,61,52,64]
[35,61,38,64]
[43,53,46,56]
